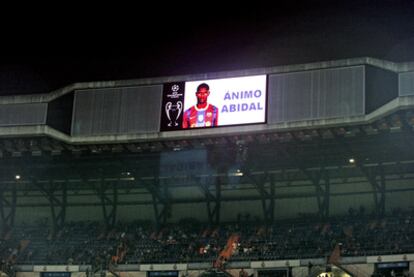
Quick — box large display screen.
[160,75,267,131]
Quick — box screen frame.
[160,75,268,132]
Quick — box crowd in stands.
[1,209,414,267]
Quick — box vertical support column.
[0,185,17,234]
[245,172,275,224]
[97,179,118,228]
[360,165,386,217]
[145,178,170,229]
[199,175,220,225]
[306,168,330,219]
[322,171,330,218]
[32,178,67,234]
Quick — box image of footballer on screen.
[182,83,219,128]
[182,75,266,129]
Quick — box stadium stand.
[0,211,413,266]
[1,57,414,277]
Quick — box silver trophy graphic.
[165,101,182,127]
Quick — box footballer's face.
[196,87,210,105]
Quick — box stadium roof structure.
[0,57,414,229]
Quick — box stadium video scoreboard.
[160,75,267,131]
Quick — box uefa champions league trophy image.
[165,101,182,127]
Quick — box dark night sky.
[1,0,413,96]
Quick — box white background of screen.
[184,75,267,126]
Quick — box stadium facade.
[0,57,414,277]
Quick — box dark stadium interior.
[1,2,414,277]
